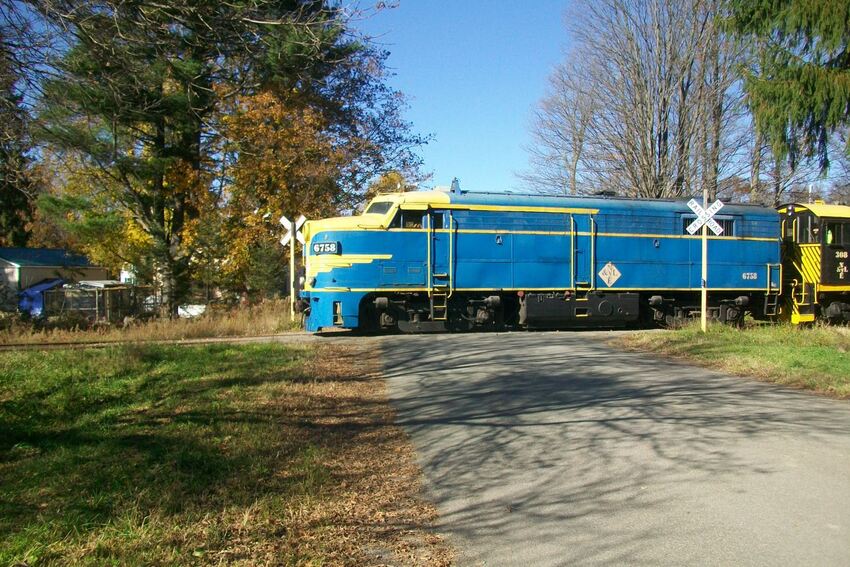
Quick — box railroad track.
[0,333,323,351]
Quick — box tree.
[727,0,850,170]
[828,182,850,205]
[524,0,747,199]
[218,91,348,288]
[0,34,36,246]
[0,11,38,246]
[363,170,418,202]
[520,57,597,195]
[34,0,423,313]
[34,152,157,278]
[244,241,288,299]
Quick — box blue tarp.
[18,279,64,317]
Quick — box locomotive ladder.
[428,211,453,322]
[763,263,782,317]
[763,291,780,317]
[431,287,449,321]
[570,213,596,293]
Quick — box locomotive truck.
[298,188,850,332]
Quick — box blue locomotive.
[299,186,787,332]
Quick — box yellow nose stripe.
[307,254,393,278]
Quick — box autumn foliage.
[10,0,424,308]
[219,93,344,281]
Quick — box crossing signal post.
[280,214,306,320]
[686,197,724,333]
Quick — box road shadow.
[381,332,850,565]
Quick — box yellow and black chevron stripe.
[798,244,822,284]
[782,243,819,324]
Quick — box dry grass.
[618,322,850,398]
[0,341,453,565]
[0,299,302,345]
[281,343,454,566]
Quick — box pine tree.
[728,0,850,169]
[0,35,35,246]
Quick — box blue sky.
[355,1,572,193]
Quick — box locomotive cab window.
[797,213,821,244]
[682,216,735,236]
[825,221,849,245]
[430,212,444,229]
[390,210,424,229]
[365,201,394,215]
[784,218,795,240]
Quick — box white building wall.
[1,263,18,292]
[17,266,109,290]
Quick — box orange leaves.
[219,91,351,278]
[226,92,346,220]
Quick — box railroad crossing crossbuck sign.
[686,198,724,235]
[280,214,307,320]
[686,197,723,333]
[280,214,306,246]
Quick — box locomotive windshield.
[364,201,394,215]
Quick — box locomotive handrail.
[570,214,576,290]
[426,211,432,296]
[448,212,455,300]
[790,258,804,279]
[766,263,782,295]
[590,216,597,291]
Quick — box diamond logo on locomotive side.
[598,262,622,287]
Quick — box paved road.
[381,332,850,566]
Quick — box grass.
[0,342,450,565]
[618,323,850,398]
[0,299,302,346]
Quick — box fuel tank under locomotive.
[519,291,641,329]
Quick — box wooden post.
[289,243,296,322]
[701,186,708,333]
